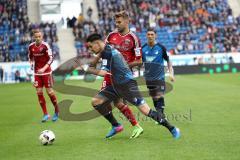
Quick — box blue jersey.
[142,43,169,81]
[100,45,133,84]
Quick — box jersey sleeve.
[46,43,53,65]
[161,44,169,62]
[28,45,33,61]
[100,58,110,72]
[141,44,147,62]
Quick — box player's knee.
[36,90,43,95]
[153,94,164,100]
[115,102,125,110]
[47,92,54,97]
[46,88,54,95]
[91,97,103,106]
[138,104,150,116]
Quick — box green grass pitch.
[0,73,240,160]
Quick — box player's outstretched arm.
[88,67,109,77]
[89,54,101,68]
[81,65,110,77]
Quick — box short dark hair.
[114,10,129,19]
[147,28,156,33]
[86,33,102,42]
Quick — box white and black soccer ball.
[39,130,55,145]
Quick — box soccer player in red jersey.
[103,11,144,138]
[28,30,59,122]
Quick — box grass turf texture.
[0,73,240,160]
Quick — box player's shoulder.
[107,30,118,37]
[103,45,114,56]
[156,43,166,50]
[42,41,50,48]
[105,31,118,42]
[128,31,141,47]
[28,42,35,48]
[128,31,139,39]
[107,44,120,55]
[142,43,148,49]
[108,30,118,35]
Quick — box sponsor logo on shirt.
[34,53,45,56]
[117,39,132,51]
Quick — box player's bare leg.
[114,99,143,138]
[46,88,59,122]
[36,87,50,122]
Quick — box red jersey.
[101,31,142,87]
[105,31,142,63]
[28,41,53,75]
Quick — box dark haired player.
[88,10,143,138]
[102,10,144,138]
[83,33,180,139]
[142,28,177,129]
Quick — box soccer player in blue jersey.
[142,28,179,136]
[83,33,180,139]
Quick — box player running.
[89,10,143,138]
[84,33,180,139]
[103,10,144,138]
[28,30,59,122]
[142,28,176,125]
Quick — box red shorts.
[34,74,54,88]
[101,74,112,89]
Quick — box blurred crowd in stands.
[0,0,60,62]
[67,7,96,58]
[70,0,240,57]
[1,0,240,63]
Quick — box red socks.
[48,93,59,114]
[37,92,48,115]
[37,91,59,115]
[119,104,138,126]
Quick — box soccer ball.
[39,130,55,145]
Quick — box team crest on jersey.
[124,39,131,44]
[119,39,132,51]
